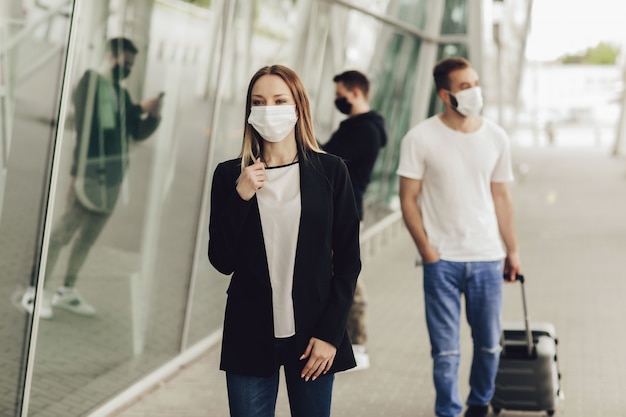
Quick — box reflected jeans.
[423,260,503,417]
[226,336,334,417]
[46,191,111,287]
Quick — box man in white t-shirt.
[397,57,521,417]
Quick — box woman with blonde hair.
[208,64,361,417]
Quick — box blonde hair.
[240,65,320,171]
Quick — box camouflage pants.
[347,278,368,345]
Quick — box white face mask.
[247,105,298,143]
[449,86,483,117]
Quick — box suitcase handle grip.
[504,273,524,283]
[502,274,533,355]
[517,275,533,356]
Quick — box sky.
[525,0,626,61]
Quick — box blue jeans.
[423,260,503,417]
[226,337,334,417]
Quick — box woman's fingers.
[300,338,336,382]
[236,161,265,200]
[248,159,265,189]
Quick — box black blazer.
[208,150,361,377]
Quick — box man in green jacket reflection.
[21,37,162,318]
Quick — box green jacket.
[72,70,159,213]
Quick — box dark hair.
[333,70,370,98]
[433,57,471,92]
[106,37,139,57]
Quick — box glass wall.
[0,1,72,415]
[26,0,220,414]
[363,0,476,208]
[1,0,485,415]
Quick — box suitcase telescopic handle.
[515,274,534,356]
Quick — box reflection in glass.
[38,37,162,318]
[26,2,213,415]
[442,0,468,35]
[0,0,72,415]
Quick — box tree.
[559,42,621,65]
[182,0,211,8]
[585,42,620,65]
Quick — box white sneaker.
[345,344,370,373]
[52,286,96,316]
[20,286,53,319]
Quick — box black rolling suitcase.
[491,275,563,416]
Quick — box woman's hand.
[299,337,336,382]
[236,158,265,201]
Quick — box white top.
[256,161,301,338]
[396,115,514,261]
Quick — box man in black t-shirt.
[323,70,387,370]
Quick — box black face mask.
[112,64,131,81]
[334,97,352,115]
[448,91,459,109]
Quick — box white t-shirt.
[396,115,514,261]
[256,161,301,338]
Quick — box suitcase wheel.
[547,410,555,416]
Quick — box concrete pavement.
[111,145,626,417]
